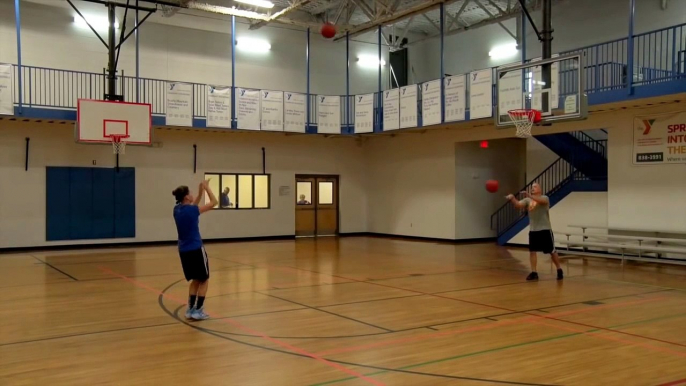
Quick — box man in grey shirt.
[506,182,563,281]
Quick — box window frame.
[204,172,271,210]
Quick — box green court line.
[310,312,686,386]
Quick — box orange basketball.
[485,180,499,193]
[321,23,336,39]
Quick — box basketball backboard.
[76,99,152,146]
[495,54,588,127]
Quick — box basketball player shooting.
[173,180,218,320]
[506,182,564,281]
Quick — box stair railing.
[490,157,577,236]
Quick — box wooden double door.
[295,175,339,237]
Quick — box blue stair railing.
[568,131,608,158]
[490,157,585,236]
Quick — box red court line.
[527,319,686,359]
[658,379,686,386]
[316,296,663,356]
[98,267,385,386]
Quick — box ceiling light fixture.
[236,38,272,53]
[235,0,275,9]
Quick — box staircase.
[491,130,608,245]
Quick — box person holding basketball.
[506,182,564,281]
[173,180,218,320]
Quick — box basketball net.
[111,136,126,155]
[508,109,541,139]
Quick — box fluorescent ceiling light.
[73,15,119,31]
[489,43,518,60]
[357,55,386,68]
[236,38,271,53]
[235,0,275,9]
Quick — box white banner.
[497,63,523,113]
[383,89,400,131]
[317,95,340,134]
[422,80,442,126]
[166,82,192,126]
[284,92,306,133]
[0,64,12,115]
[237,88,260,130]
[400,85,418,129]
[470,69,493,120]
[206,86,232,129]
[445,75,466,122]
[260,90,284,131]
[633,112,686,164]
[354,94,374,134]
[532,54,560,109]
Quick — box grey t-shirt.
[520,196,552,231]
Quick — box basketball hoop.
[110,135,128,155]
[508,109,541,138]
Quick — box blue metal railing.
[569,131,607,158]
[9,21,686,133]
[490,157,585,236]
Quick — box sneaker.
[191,307,210,320]
[185,307,195,319]
[557,268,564,280]
[526,272,539,281]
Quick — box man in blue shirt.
[173,180,218,320]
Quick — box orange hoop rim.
[508,109,542,123]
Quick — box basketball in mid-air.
[321,23,336,39]
[485,179,499,193]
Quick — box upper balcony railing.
[9,21,686,133]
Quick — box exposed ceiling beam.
[473,0,516,40]
[345,3,357,24]
[421,13,441,33]
[447,0,470,30]
[350,0,376,21]
[394,15,413,48]
[388,0,403,14]
[250,0,314,29]
[333,1,347,24]
[336,0,452,41]
[485,0,507,14]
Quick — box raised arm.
[199,180,218,214]
[522,191,549,205]
[193,182,204,206]
[506,194,525,209]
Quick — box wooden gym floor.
[2,237,686,386]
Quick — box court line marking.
[311,311,686,386]
[98,266,386,386]
[32,255,79,281]
[528,318,686,358]
[257,262,686,349]
[658,379,686,386]
[315,296,665,356]
[257,292,395,333]
[0,321,179,347]
[160,292,556,386]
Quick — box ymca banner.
[444,75,466,122]
[383,89,400,131]
[399,84,418,129]
[421,79,441,126]
[0,64,12,115]
[166,82,193,126]
[284,92,306,133]
[260,90,284,131]
[237,88,260,130]
[634,112,686,164]
[354,93,374,134]
[206,86,232,129]
[497,62,523,114]
[469,69,493,120]
[317,95,340,134]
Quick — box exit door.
[295,175,339,237]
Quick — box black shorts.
[529,230,556,254]
[179,247,210,282]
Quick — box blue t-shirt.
[173,204,202,252]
